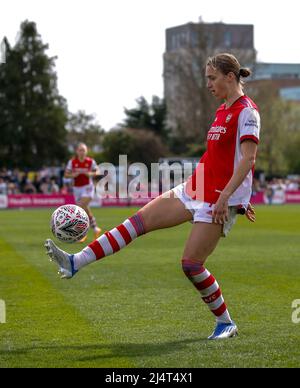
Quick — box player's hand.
[245,203,256,223]
[212,195,229,225]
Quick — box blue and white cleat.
[208,321,238,340]
[45,239,78,279]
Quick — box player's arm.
[64,170,74,178]
[86,168,100,178]
[64,161,80,179]
[64,169,80,178]
[85,161,100,178]
[213,140,258,224]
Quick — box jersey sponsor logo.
[207,126,227,141]
[207,133,220,140]
[245,119,258,128]
[208,126,227,134]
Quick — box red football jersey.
[188,95,260,206]
[66,157,98,187]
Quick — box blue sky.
[0,0,299,129]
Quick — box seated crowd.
[0,168,299,196]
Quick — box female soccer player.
[65,143,102,241]
[46,53,260,340]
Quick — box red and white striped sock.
[182,259,232,324]
[73,212,146,270]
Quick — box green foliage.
[284,131,300,173]
[125,129,168,168]
[123,96,170,140]
[247,83,300,175]
[66,110,105,151]
[184,143,207,158]
[102,129,134,165]
[0,21,68,168]
[102,128,168,167]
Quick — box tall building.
[164,21,256,141]
[166,22,255,55]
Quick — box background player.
[46,53,260,340]
[65,143,102,241]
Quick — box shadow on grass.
[0,337,208,362]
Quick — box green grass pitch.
[0,205,300,368]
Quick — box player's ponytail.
[239,67,252,78]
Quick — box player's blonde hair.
[206,53,251,83]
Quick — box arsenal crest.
[226,114,233,123]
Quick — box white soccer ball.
[51,205,90,243]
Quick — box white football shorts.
[172,182,237,237]
[73,184,95,203]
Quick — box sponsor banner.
[8,194,75,208]
[250,192,264,205]
[3,191,300,209]
[285,191,300,204]
[98,197,153,208]
[0,195,8,209]
[90,194,157,208]
[251,191,300,205]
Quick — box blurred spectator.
[286,180,299,191]
[0,166,300,196]
[49,177,60,194]
[0,177,8,194]
[40,177,51,194]
[7,182,19,195]
[23,180,37,194]
[265,184,275,205]
[60,183,73,195]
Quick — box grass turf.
[0,205,300,368]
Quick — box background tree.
[66,110,105,153]
[122,96,170,141]
[102,128,168,168]
[0,20,68,168]
[247,82,292,176]
[125,129,168,168]
[102,130,134,166]
[284,132,300,174]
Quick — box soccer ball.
[51,204,90,243]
